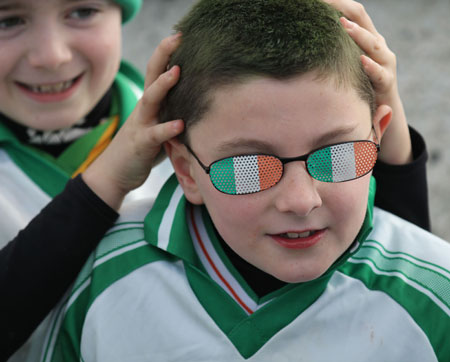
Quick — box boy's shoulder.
[342,206,450,282]
[92,196,175,267]
[347,206,450,290]
[70,197,177,303]
[70,175,187,304]
[339,206,450,358]
[369,206,450,264]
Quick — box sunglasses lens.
[210,155,283,195]
[307,141,378,183]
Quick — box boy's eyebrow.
[216,139,277,155]
[216,124,359,156]
[310,124,359,149]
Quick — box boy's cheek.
[324,176,370,205]
[326,178,371,231]
[83,29,121,63]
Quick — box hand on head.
[82,33,184,210]
[324,0,413,165]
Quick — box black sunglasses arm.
[185,144,211,174]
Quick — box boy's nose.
[274,163,322,217]
[27,29,72,69]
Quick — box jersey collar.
[144,173,376,306]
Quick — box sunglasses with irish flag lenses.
[187,139,380,195]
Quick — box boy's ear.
[164,139,204,205]
[372,104,392,141]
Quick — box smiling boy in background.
[0,0,146,245]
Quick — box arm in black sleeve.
[0,175,119,360]
[373,127,430,231]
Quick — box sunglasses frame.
[186,129,380,195]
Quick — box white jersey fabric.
[40,175,450,361]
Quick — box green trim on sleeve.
[340,241,450,361]
[43,227,175,362]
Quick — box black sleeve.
[0,175,119,360]
[373,127,430,231]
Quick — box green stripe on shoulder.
[44,224,175,362]
[71,223,145,295]
[351,240,450,311]
[340,240,450,361]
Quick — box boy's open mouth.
[271,229,326,249]
[279,231,317,239]
[17,74,83,94]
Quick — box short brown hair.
[160,0,375,144]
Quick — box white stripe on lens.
[331,143,356,182]
[233,155,261,194]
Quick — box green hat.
[113,0,142,23]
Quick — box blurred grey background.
[122,0,450,240]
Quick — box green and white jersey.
[41,175,450,362]
[0,61,143,247]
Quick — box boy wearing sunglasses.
[40,0,448,361]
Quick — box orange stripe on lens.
[257,155,283,191]
[354,141,377,177]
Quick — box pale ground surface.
[122,0,450,240]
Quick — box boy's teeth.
[285,231,313,239]
[28,80,74,94]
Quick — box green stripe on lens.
[308,146,333,182]
[210,157,237,194]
